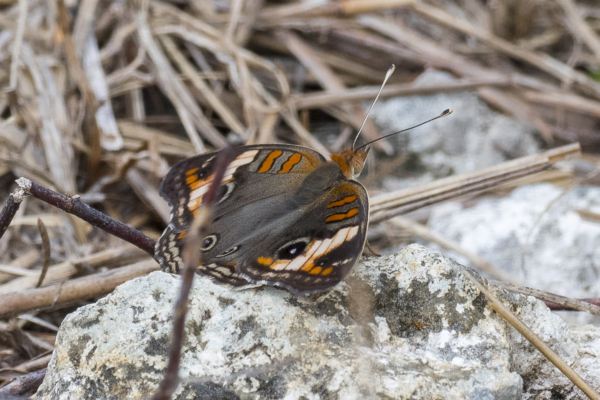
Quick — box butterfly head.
[331,147,371,180]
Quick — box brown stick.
[409,3,600,99]
[464,270,600,400]
[491,280,600,316]
[0,184,27,241]
[371,164,550,223]
[152,145,236,400]
[545,298,600,311]
[0,259,158,319]
[370,143,581,223]
[0,368,47,397]
[0,245,147,294]
[290,77,512,110]
[35,219,50,288]
[278,30,390,154]
[16,178,156,256]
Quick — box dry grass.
[1,0,600,394]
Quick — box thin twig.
[278,30,390,153]
[546,298,600,311]
[0,245,146,294]
[57,0,98,112]
[159,35,246,136]
[16,178,156,256]
[556,0,600,63]
[152,145,236,400]
[490,280,600,316]
[35,218,50,288]
[462,270,600,400]
[522,90,600,118]
[0,187,26,240]
[409,3,600,98]
[0,368,46,397]
[290,77,512,109]
[9,0,28,89]
[0,259,158,318]
[370,144,581,224]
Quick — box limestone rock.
[427,183,600,326]
[36,245,599,399]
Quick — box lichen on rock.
[36,244,599,399]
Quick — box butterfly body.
[156,144,371,294]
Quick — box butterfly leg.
[363,240,381,257]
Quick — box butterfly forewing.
[156,225,251,287]
[156,145,328,288]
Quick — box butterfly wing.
[156,145,327,286]
[236,167,369,294]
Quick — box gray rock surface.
[36,245,599,399]
[368,69,541,189]
[427,183,600,326]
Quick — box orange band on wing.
[300,261,314,272]
[279,153,302,173]
[328,195,357,208]
[326,208,359,223]
[190,175,213,190]
[185,168,199,176]
[257,257,273,266]
[258,150,283,173]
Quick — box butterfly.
[155,65,451,294]
[155,144,371,294]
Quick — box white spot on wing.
[202,156,216,167]
[219,150,259,184]
[216,267,232,275]
[188,151,258,209]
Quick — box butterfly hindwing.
[237,176,369,294]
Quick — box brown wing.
[237,176,369,294]
[156,225,249,287]
[155,145,327,287]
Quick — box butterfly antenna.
[356,109,453,151]
[352,64,396,150]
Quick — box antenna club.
[355,108,455,151]
[386,64,396,77]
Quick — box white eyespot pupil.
[279,241,308,260]
[201,234,217,251]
